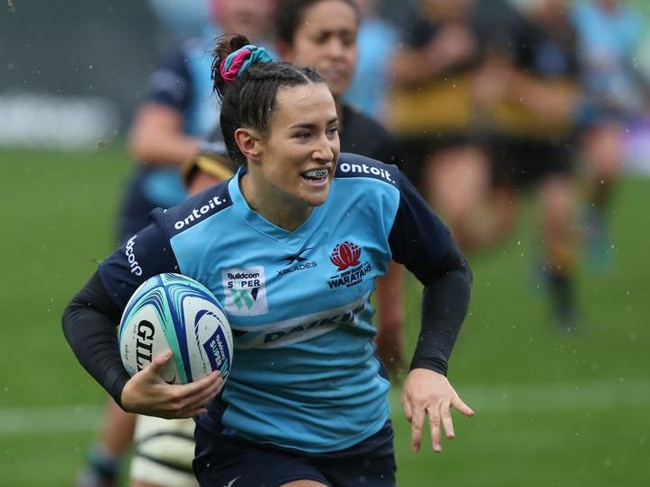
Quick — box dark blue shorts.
[193,418,396,487]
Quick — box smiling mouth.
[322,67,349,78]
[301,169,329,181]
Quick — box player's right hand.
[120,350,224,419]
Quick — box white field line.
[1,378,649,436]
[0,404,103,436]
[388,378,650,414]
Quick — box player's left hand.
[401,368,474,453]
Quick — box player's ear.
[234,128,263,162]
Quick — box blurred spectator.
[74,2,276,487]
[343,0,398,120]
[570,0,650,269]
[472,0,583,329]
[386,0,496,252]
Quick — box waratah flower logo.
[330,241,361,271]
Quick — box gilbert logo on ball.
[118,273,233,384]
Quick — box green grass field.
[0,146,648,486]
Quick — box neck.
[240,172,311,231]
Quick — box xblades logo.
[282,247,312,265]
[278,247,317,276]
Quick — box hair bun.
[219,45,274,82]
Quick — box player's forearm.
[129,130,200,167]
[127,104,201,166]
[506,72,578,122]
[410,251,472,376]
[61,273,129,406]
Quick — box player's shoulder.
[154,36,205,72]
[335,153,400,187]
[163,181,234,236]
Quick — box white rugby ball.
[118,273,233,384]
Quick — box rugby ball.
[118,273,233,384]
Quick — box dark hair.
[275,0,361,46]
[211,34,327,167]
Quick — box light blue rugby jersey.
[99,153,451,453]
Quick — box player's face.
[214,0,275,40]
[247,83,340,227]
[420,0,473,21]
[280,0,359,97]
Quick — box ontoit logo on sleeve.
[222,266,268,316]
[337,161,395,184]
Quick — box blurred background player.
[275,0,407,376]
[386,0,498,252]
[570,0,650,269]
[343,0,398,121]
[387,0,490,251]
[471,0,583,329]
[74,1,276,486]
[118,0,276,240]
[181,141,236,194]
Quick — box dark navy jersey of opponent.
[100,153,449,453]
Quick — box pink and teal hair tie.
[220,45,274,82]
